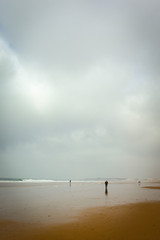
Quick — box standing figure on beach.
[105,180,108,194]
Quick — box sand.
[0,201,160,240]
[142,186,160,190]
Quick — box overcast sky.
[0,0,160,179]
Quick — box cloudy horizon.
[0,0,160,179]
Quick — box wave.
[22,179,55,183]
[0,178,160,183]
[0,178,23,182]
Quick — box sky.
[0,0,160,180]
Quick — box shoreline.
[0,201,160,240]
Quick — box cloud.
[0,1,160,179]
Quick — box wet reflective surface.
[0,182,160,224]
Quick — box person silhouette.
[105,180,108,194]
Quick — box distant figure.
[105,180,108,194]
[69,180,71,186]
[138,180,141,185]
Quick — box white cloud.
[0,1,160,179]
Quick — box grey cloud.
[0,0,160,179]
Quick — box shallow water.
[0,181,159,224]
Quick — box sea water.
[0,178,159,224]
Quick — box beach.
[0,182,160,239]
[0,201,160,240]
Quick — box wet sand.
[142,186,160,190]
[0,201,160,240]
[1,182,160,225]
